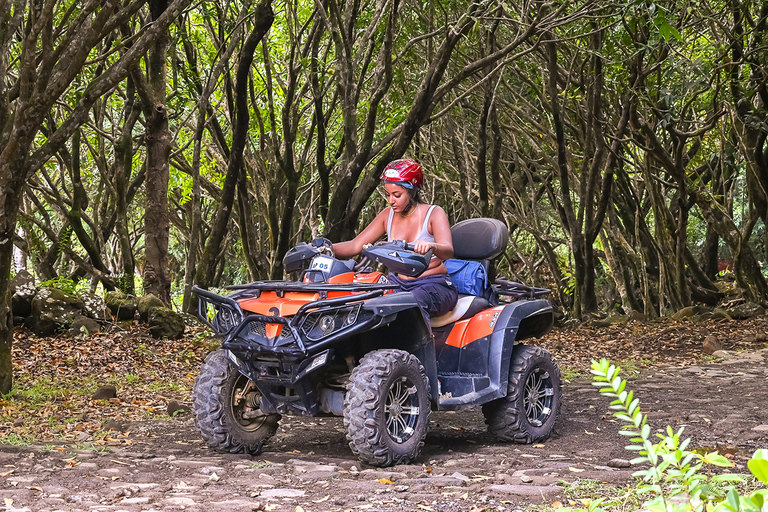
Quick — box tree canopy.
[1,0,767,392]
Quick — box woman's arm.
[331,209,389,258]
[412,206,453,260]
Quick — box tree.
[0,0,193,393]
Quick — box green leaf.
[710,473,748,483]
[658,22,682,43]
[703,452,734,467]
[748,490,766,509]
[748,450,768,485]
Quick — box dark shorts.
[388,273,459,318]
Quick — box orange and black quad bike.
[192,218,560,467]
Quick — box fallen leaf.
[378,478,394,484]
[533,443,545,448]
[178,480,188,487]
[296,507,305,512]
[461,492,469,500]
[416,505,434,511]
[312,496,330,503]
[28,486,43,491]
[355,505,374,509]
[110,460,130,466]
[209,472,219,482]
[264,505,279,511]
[568,467,585,473]
[0,469,15,477]
[4,498,12,507]
[552,501,563,508]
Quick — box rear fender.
[496,299,554,395]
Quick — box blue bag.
[444,259,488,297]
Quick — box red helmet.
[380,159,423,190]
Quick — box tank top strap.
[386,207,395,241]
[420,205,436,239]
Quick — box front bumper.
[193,285,393,415]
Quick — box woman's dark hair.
[405,186,423,211]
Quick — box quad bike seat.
[431,218,509,328]
[451,217,508,262]
[431,294,490,327]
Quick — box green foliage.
[40,277,78,295]
[581,359,768,512]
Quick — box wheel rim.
[230,374,269,432]
[524,365,555,427]
[385,375,420,444]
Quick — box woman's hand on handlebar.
[311,237,335,256]
[411,240,435,255]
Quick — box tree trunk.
[0,166,26,393]
[143,0,172,304]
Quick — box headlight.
[300,304,362,341]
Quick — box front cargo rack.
[225,280,398,300]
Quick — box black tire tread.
[482,344,561,443]
[343,349,431,467]
[193,349,280,454]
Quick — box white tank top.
[386,205,436,243]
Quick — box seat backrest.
[451,218,509,261]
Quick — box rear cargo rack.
[493,279,550,299]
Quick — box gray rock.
[167,400,189,417]
[752,425,768,432]
[28,288,85,336]
[79,292,107,320]
[148,306,185,339]
[260,488,306,498]
[604,315,630,325]
[711,350,731,358]
[607,458,632,468]
[703,336,723,355]
[92,385,117,400]
[10,269,36,320]
[673,305,710,321]
[105,290,138,321]
[727,302,766,319]
[488,484,561,498]
[69,315,102,337]
[138,294,165,322]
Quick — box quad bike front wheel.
[483,344,561,443]
[344,349,431,467]
[193,349,281,454]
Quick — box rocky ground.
[2,347,767,511]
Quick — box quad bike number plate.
[309,256,333,272]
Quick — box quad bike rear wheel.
[483,344,561,443]
[344,349,431,467]
[193,349,280,454]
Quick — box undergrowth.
[559,359,768,512]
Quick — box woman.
[331,159,458,318]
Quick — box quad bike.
[192,217,561,467]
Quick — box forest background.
[1,0,768,394]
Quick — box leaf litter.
[2,323,213,445]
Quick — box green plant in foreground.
[581,359,768,512]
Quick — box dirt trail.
[2,347,767,512]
